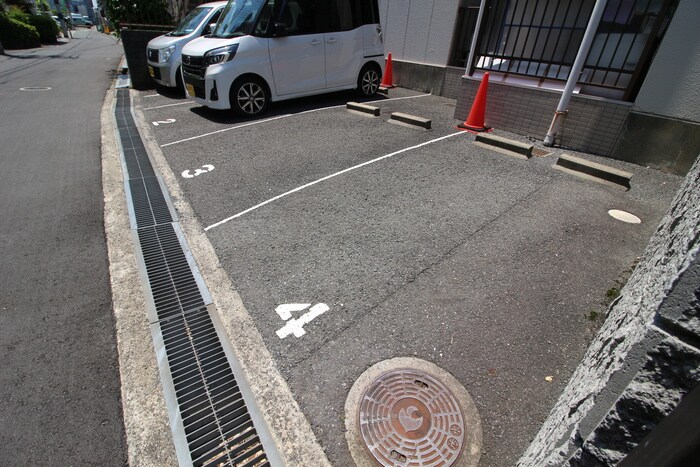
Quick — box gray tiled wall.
[441,67,466,100]
[454,76,632,156]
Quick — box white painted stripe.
[142,101,194,111]
[161,114,294,147]
[143,94,161,98]
[205,131,465,230]
[160,93,431,148]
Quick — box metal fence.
[472,0,678,100]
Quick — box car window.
[254,0,279,36]
[213,0,267,38]
[170,7,212,36]
[326,0,379,32]
[280,0,321,35]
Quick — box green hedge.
[0,14,40,49]
[26,14,58,43]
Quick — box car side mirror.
[203,23,216,35]
[273,22,289,37]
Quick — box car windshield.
[211,0,266,38]
[168,7,212,37]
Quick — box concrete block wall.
[518,157,700,466]
[441,66,465,100]
[454,76,631,155]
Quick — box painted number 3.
[182,164,215,178]
[152,118,176,126]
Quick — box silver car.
[146,1,227,90]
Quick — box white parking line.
[204,130,466,231]
[143,101,194,111]
[161,114,296,148]
[160,93,432,148]
[143,94,161,98]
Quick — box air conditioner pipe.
[544,0,609,147]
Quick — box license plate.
[148,66,155,78]
[186,83,195,97]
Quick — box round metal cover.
[608,209,641,224]
[359,369,465,466]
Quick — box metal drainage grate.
[160,306,269,467]
[114,89,272,466]
[129,177,174,228]
[359,369,465,467]
[532,147,552,158]
[137,224,206,321]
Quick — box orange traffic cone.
[457,72,490,132]
[380,53,395,89]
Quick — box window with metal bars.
[472,0,678,100]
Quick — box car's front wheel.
[229,76,269,117]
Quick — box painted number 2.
[182,164,215,178]
[275,303,329,339]
[152,118,176,126]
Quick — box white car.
[181,0,384,116]
[146,1,228,91]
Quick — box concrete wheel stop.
[345,357,482,467]
[553,154,633,190]
[389,112,432,130]
[473,133,533,160]
[347,102,381,117]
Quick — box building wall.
[634,0,700,122]
[378,0,459,66]
[454,77,631,156]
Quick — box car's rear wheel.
[357,63,381,97]
[230,76,269,117]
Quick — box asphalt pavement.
[0,29,127,465]
[132,85,682,466]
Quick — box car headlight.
[203,44,238,67]
[159,45,176,63]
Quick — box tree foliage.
[104,0,172,27]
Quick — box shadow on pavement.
[188,89,392,124]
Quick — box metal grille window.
[472,0,678,100]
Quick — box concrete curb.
[347,101,381,116]
[553,153,632,190]
[101,85,179,466]
[474,133,533,160]
[131,92,332,467]
[390,111,432,129]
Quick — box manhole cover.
[359,369,465,466]
[19,86,51,91]
[608,209,641,224]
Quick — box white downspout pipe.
[543,0,609,147]
[465,0,489,76]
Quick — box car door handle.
[310,39,322,46]
[326,38,337,44]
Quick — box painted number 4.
[275,303,329,339]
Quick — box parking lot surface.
[132,86,681,466]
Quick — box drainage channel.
[113,89,279,467]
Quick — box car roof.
[199,1,228,9]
